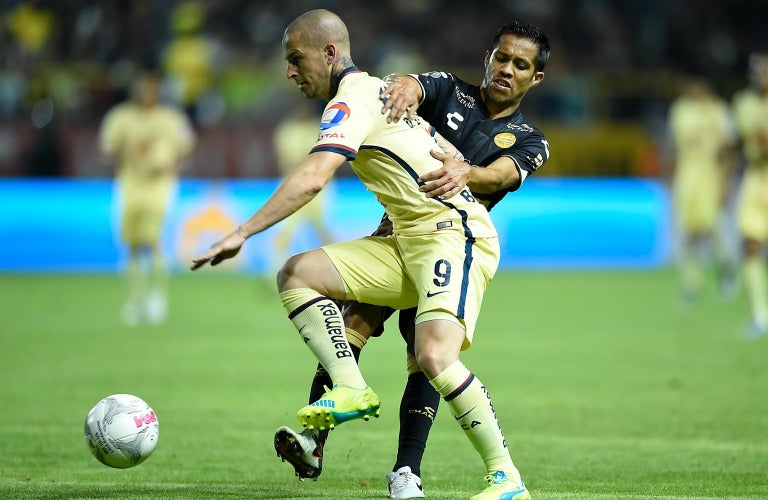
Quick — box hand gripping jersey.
[311,67,496,239]
[413,71,550,210]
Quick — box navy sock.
[393,371,440,476]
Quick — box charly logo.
[493,132,517,148]
[320,102,351,130]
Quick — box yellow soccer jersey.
[100,103,195,184]
[311,68,496,239]
[732,89,768,170]
[669,95,733,174]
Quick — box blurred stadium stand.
[1,0,766,179]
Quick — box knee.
[415,346,447,379]
[276,254,302,292]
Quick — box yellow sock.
[743,257,768,324]
[345,327,368,350]
[280,288,366,388]
[126,255,144,306]
[680,247,702,295]
[430,360,520,480]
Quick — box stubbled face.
[283,30,331,100]
[480,34,543,114]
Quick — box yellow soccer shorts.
[737,169,768,242]
[321,232,500,349]
[673,167,724,233]
[117,180,176,247]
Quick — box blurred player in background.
[667,75,736,303]
[192,9,532,500]
[732,53,768,336]
[100,71,195,325]
[273,20,550,500]
[271,99,334,273]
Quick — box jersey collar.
[330,65,362,100]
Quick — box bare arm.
[380,73,423,123]
[191,151,346,269]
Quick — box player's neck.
[328,58,356,100]
[480,90,519,120]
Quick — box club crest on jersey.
[320,102,351,130]
[493,132,517,148]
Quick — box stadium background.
[0,0,765,272]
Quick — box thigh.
[691,171,723,231]
[322,236,418,310]
[120,182,173,246]
[398,233,500,349]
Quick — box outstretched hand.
[190,229,248,270]
[418,150,472,200]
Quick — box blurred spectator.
[0,0,766,178]
[6,0,55,63]
[22,96,64,176]
[162,1,221,123]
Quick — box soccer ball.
[84,394,159,468]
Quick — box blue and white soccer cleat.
[297,385,380,430]
[470,471,530,500]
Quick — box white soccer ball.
[84,394,159,468]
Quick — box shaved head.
[284,9,350,54]
[282,9,356,101]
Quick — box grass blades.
[0,270,766,499]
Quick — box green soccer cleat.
[470,471,530,500]
[297,385,380,430]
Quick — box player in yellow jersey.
[667,76,736,302]
[100,72,195,325]
[192,9,529,500]
[732,53,768,336]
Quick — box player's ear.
[324,43,336,63]
[483,50,491,67]
[530,71,545,87]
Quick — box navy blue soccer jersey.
[414,71,550,210]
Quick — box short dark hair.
[492,21,551,71]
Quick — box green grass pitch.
[1,269,766,499]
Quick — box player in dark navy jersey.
[410,70,549,210]
[274,20,550,500]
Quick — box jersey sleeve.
[414,71,456,117]
[174,110,196,155]
[98,107,123,156]
[311,96,373,160]
[502,128,550,188]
